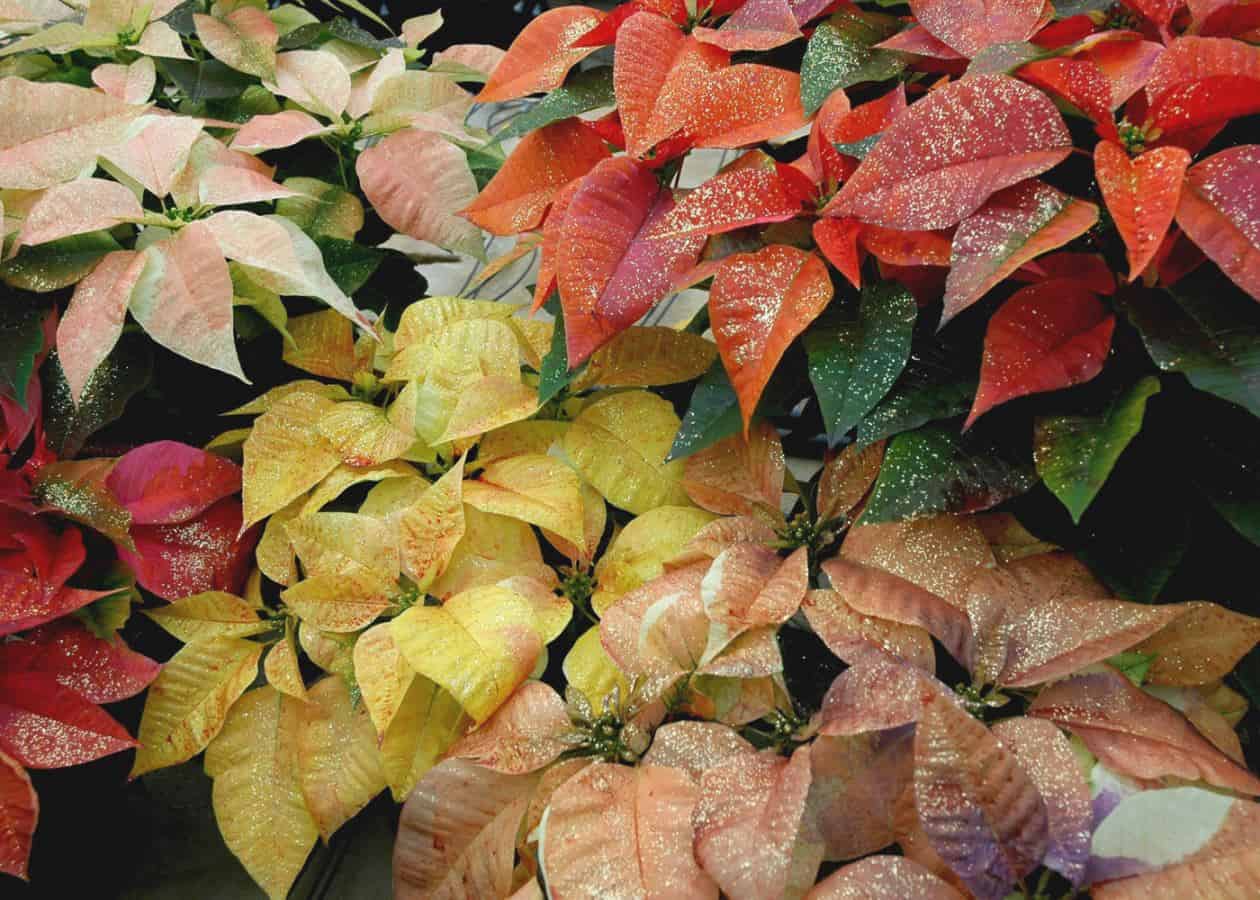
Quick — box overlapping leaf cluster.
[1,317,257,880]
[389,1,1260,899]
[2,0,1259,897]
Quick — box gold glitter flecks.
[692,744,812,898]
[826,74,1072,231]
[476,6,605,103]
[130,636,262,777]
[294,677,386,841]
[1176,144,1260,301]
[943,179,1099,325]
[709,245,833,430]
[203,686,317,899]
[542,761,718,899]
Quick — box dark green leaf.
[0,301,48,404]
[966,42,1043,76]
[856,343,976,447]
[160,59,254,101]
[1234,646,1260,710]
[43,338,152,459]
[278,21,323,49]
[800,8,904,115]
[159,0,198,36]
[499,67,615,139]
[313,238,385,295]
[537,295,578,405]
[1118,272,1260,418]
[0,231,121,292]
[327,16,403,49]
[833,134,881,159]
[465,145,505,192]
[1190,400,1260,546]
[859,423,1037,523]
[1033,376,1160,524]
[1053,0,1115,17]
[669,362,743,461]
[669,362,795,461]
[806,280,916,438]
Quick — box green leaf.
[159,0,198,35]
[43,338,152,459]
[856,343,976,447]
[327,16,403,49]
[1108,651,1157,686]
[669,362,743,461]
[0,232,121,293]
[859,423,1038,523]
[1033,377,1161,524]
[313,238,385,295]
[1118,271,1260,418]
[32,460,135,548]
[806,281,916,438]
[0,301,47,404]
[800,8,905,115]
[1190,399,1260,546]
[320,0,392,34]
[966,42,1044,76]
[160,59,254,101]
[832,134,881,159]
[464,144,505,192]
[499,67,615,139]
[668,361,794,461]
[537,295,577,406]
[277,21,323,49]
[74,562,137,639]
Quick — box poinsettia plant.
[0,317,261,879]
[3,0,1260,896]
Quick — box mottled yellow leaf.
[317,400,417,468]
[297,677,387,840]
[226,380,349,417]
[393,297,518,352]
[359,473,429,517]
[434,375,538,444]
[143,591,273,642]
[286,511,400,579]
[205,687,318,900]
[564,626,630,709]
[299,460,417,516]
[563,390,691,515]
[477,420,568,467]
[496,575,572,643]
[282,308,359,381]
[242,391,341,528]
[541,481,607,564]
[354,622,415,737]
[592,506,716,615]
[264,624,306,701]
[255,497,304,587]
[280,569,392,633]
[380,676,468,801]
[571,327,717,392]
[385,314,518,384]
[395,456,465,590]
[463,453,585,546]
[432,506,554,599]
[391,586,542,723]
[132,637,263,777]
[297,622,355,679]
